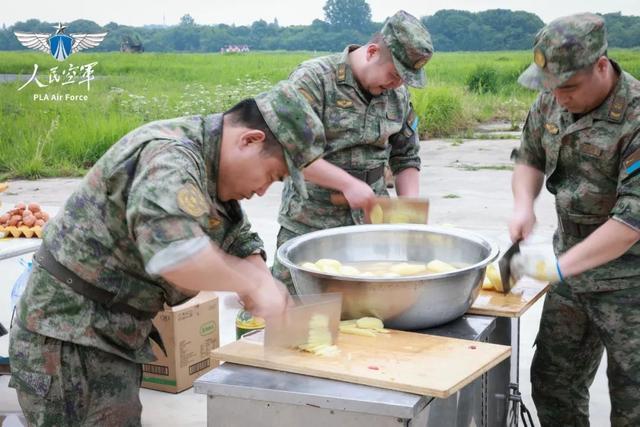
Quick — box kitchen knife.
[498,240,521,294]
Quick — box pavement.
[0,130,611,426]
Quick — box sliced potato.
[356,317,384,330]
[339,265,361,275]
[315,258,342,271]
[301,262,322,272]
[339,325,377,337]
[370,204,384,224]
[486,264,503,292]
[426,259,457,274]
[390,262,427,276]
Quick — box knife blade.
[264,293,342,350]
[498,240,521,294]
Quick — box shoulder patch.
[177,183,208,218]
[624,147,640,174]
[406,109,417,131]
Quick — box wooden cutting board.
[468,277,550,318]
[212,329,510,398]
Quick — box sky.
[2,0,639,28]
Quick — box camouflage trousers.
[9,322,143,427]
[271,227,303,295]
[531,283,640,427]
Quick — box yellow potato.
[390,262,427,276]
[339,265,361,276]
[315,258,342,271]
[301,262,321,272]
[485,264,503,292]
[426,259,457,273]
[370,204,384,224]
[356,317,384,330]
[387,212,411,223]
[339,325,377,337]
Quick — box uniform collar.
[202,113,224,203]
[337,45,360,89]
[589,60,627,124]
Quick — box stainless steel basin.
[277,224,499,330]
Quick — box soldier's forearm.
[512,164,544,211]
[558,219,640,278]
[160,243,258,295]
[394,168,420,197]
[303,158,361,192]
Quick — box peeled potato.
[370,204,383,224]
[390,262,427,276]
[486,264,503,292]
[356,317,384,330]
[426,259,457,273]
[387,212,411,223]
[315,258,342,271]
[339,265,360,275]
[301,262,321,272]
[340,325,377,337]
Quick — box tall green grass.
[1,49,639,179]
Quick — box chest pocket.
[575,124,622,179]
[376,106,403,147]
[324,98,363,152]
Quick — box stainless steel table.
[195,315,514,427]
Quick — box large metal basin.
[277,224,499,330]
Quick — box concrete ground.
[0,132,611,426]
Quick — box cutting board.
[212,329,510,398]
[468,277,550,318]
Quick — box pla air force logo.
[14,23,107,61]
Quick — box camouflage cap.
[380,10,434,88]
[254,81,325,199]
[518,13,608,90]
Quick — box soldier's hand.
[509,208,536,242]
[342,179,375,210]
[239,277,289,319]
[510,252,562,284]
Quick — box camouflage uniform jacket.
[279,45,421,233]
[514,61,640,292]
[17,114,264,362]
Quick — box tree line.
[1,4,639,53]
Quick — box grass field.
[1,49,639,179]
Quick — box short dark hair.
[368,33,393,63]
[224,98,281,157]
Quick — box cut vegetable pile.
[339,317,389,337]
[481,264,504,292]
[297,314,340,357]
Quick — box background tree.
[323,0,372,33]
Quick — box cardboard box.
[142,292,219,393]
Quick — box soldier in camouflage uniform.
[9,81,325,426]
[272,11,433,293]
[509,13,640,427]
